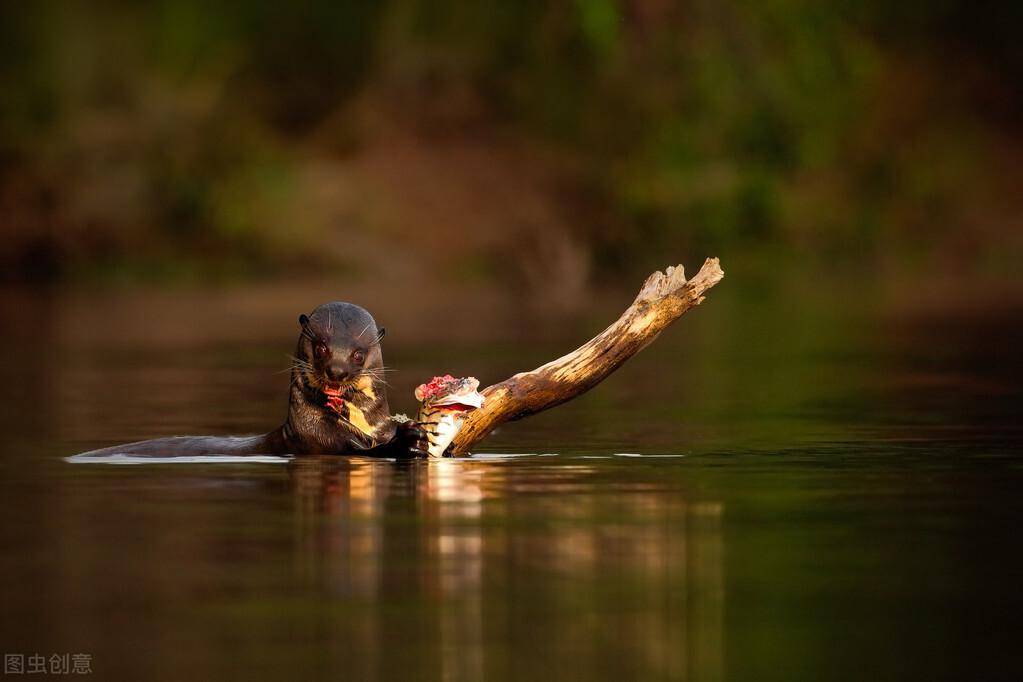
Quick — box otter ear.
[299,314,310,327]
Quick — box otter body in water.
[77,302,425,458]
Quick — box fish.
[414,375,485,457]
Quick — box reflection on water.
[287,457,723,681]
[2,277,1022,680]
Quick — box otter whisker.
[362,369,390,379]
[358,373,390,388]
[281,355,314,374]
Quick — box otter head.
[284,301,396,453]
[294,302,385,407]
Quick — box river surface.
[0,268,1021,681]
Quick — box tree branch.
[448,257,724,456]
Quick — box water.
[1,270,1021,681]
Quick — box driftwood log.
[447,257,724,456]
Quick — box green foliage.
[0,0,1017,281]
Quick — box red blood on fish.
[439,403,475,412]
[415,375,458,401]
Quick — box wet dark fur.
[76,302,424,458]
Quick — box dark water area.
[1,269,1021,681]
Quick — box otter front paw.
[395,421,430,459]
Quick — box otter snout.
[325,364,350,383]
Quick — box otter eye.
[314,343,329,359]
[351,350,365,366]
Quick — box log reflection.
[288,457,724,681]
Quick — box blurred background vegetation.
[1,0,1020,292]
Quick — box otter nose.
[326,364,349,382]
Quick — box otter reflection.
[288,456,724,682]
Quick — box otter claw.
[392,421,429,459]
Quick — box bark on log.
[448,257,724,456]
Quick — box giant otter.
[77,302,427,458]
